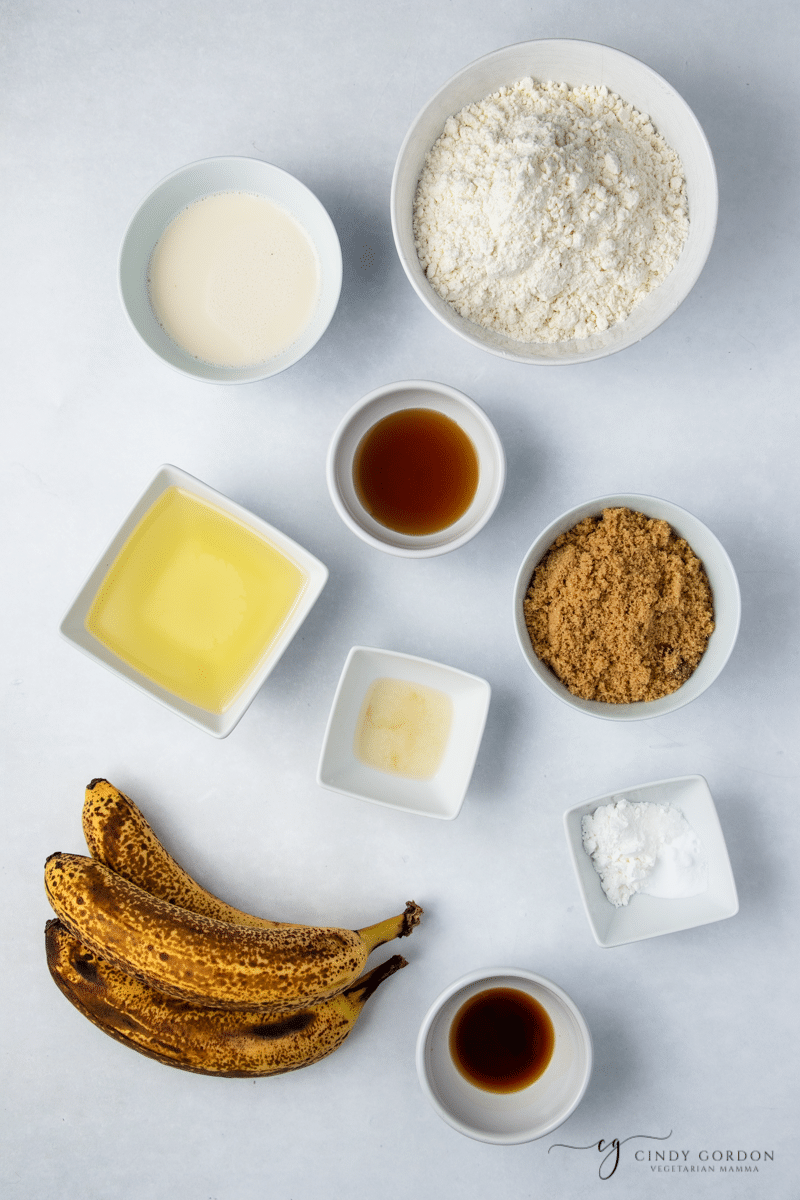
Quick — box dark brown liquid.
[449,987,555,1093]
[353,407,479,536]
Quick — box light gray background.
[2,1,798,1197]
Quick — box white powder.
[413,78,689,343]
[581,798,707,907]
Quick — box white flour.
[581,798,707,907]
[413,78,689,343]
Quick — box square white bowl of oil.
[317,646,491,819]
[60,464,328,737]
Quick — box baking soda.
[581,798,707,907]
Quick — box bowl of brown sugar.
[512,495,740,720]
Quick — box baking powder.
[413,78,689,343]
[581,798,707,907]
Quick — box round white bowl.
[416,968,592,1144]
[513,494,741,720]
[391,40,717,365]
[119,156,342,384]
[326,380,505,557]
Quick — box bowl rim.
[118,155,343,385]
[326,378,506,558]
[512,493,741,720]
[391,38,718,365]
[416,966,593,1143]
[58,463,329,737]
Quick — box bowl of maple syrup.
[326,380,505,557]
[416,968,592,1144]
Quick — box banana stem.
[344,954,407,1004]
[356,901,423,953]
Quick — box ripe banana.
[82,778,286,929]
[46,919,407,1077]
[45,852,421,1012]
[81,780,419,959]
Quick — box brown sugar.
[523,507,715,703]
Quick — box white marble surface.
[2,1,798,1196]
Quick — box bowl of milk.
[119,157,342,383]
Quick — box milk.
[148,191,320,367]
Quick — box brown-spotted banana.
[44,852,422,1012]
[82,780,419,957]
[82,778,289,929]
[46,919,407,1077]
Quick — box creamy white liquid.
[148,191,320,367]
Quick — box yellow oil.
[354,677,452,779]
[85,487,307,712]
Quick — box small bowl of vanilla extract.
[326,380,505,557]
[416,968,592,1144]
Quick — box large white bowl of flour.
[391,41,717,365]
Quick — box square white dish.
[60,464,328,738]
[317,646,491,819]
[564,775,738,947]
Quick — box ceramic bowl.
[60,464,328,737]
[326,380,505,557]
[119,156,342,383]
[564,775,739,947]
[391,39,717,364]
[316,646,491,819]
[416,968,592,1143]
[512,493,740,720]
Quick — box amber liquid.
[353,407,479,535]
[449,987,555,1093]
